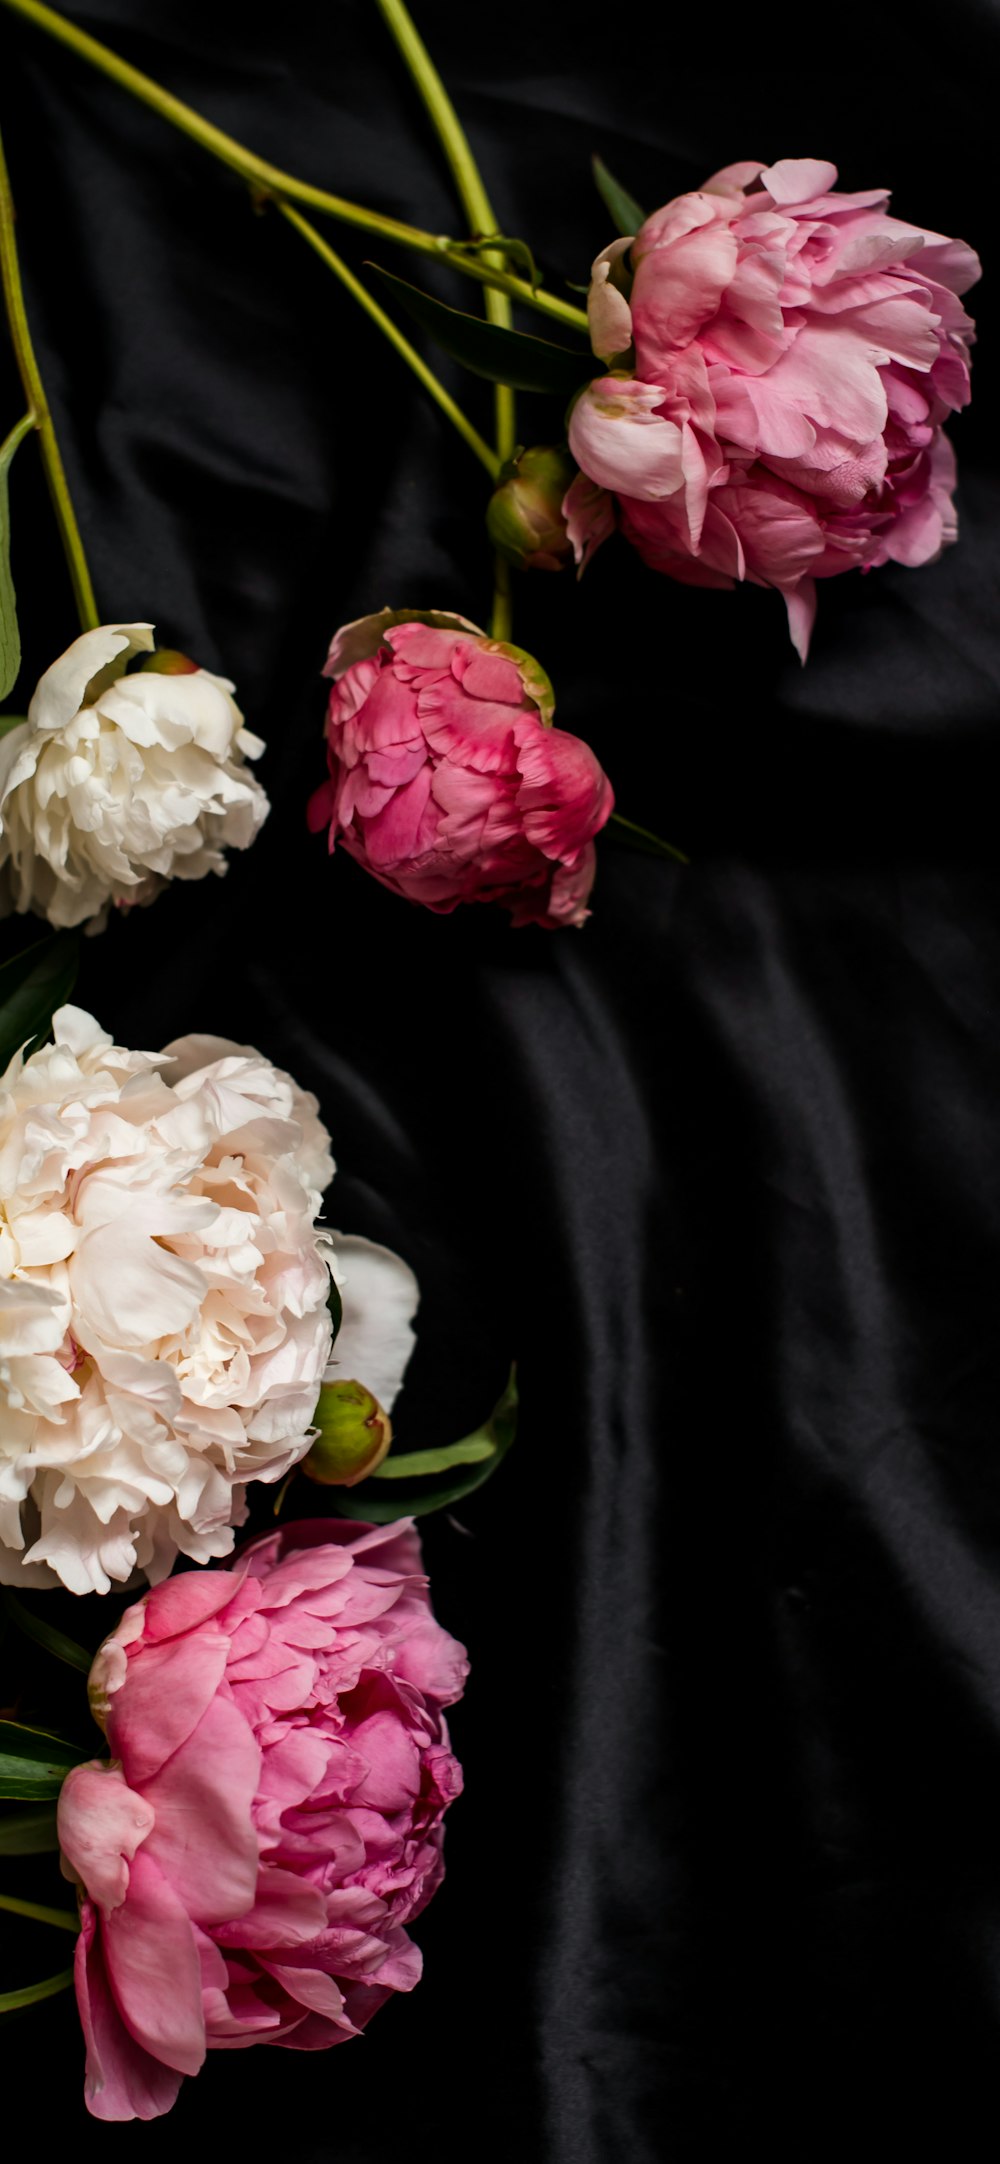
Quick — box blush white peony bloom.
[0,622,269,929]
[0,1007,419,1595]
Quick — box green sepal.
[591,156,646,237]
[447,232,541,290]
[365,268,591,396]
[0,1965,75,2017]
[0,412,34,705]
[0,931,81,1075]
[333,1367,518,1523]
[0,1722,91,1802]
[1,1590,92,1675]
[0,1807,60,1855]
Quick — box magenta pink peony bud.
[486,445,576,571]
[567,157,981,660]
[307,608,614,928]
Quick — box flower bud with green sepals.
[486,446,576,571]
[304,1379,393,1486]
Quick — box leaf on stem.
[0,1590,92,1675]
[0,932,80,1075]
[366,268,592,396]
[0,1807,60,1855]
[592,156,646,238]
[0,412,34,704]
[333,1367,518,1523]
[0,1722,91,1803]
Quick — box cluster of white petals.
[0,623,269,929]
[0,1007,418,1595]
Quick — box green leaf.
[592,156,646,237]
[0,1965,75,2017]
[0,1807,60,1855]
[0,931,80,1075]
[0,1722,90,1802]
[449,233,541,290]
[0,714,25,738]
[365,268,591,396]
[0,413,34,705]
[0,1591,92,1675]
[335,1367,518,1523]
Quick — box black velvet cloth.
[2,1,999,2152]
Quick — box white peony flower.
[0,1006,419,1595]
[0,622,269,929]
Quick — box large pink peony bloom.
[57,1519,467,2121]
[307,609,614,926]
[566,158,981,658]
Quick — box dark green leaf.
[0,1807,60,1855]
[450,233,541,290]
[0,1722,90,1802]
[365,268,591,396]
[608,811,689,865]
[592,156,646,237]
[0,413,34,704]
[0,714,25,737]
[0,931,80,1074]
[0,1590,92,1675]
[0,1965,75,2016]
[335,1367,518,1523]
[328,1274,343,1347]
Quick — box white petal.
[27,624,155,736]
[328,1235,419,1412]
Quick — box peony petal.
[327,1236,419,1413]
[142,1693,260,1925]
[100,1847,206,2077]
[26,624,155,736]
[75,1902,185,2123]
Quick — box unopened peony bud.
[304,1379,393,1486]
[138,647,199,674]
[486,446,576,571]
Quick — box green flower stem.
[0,1964,75,2011]
[0,1892,79,1933]
[0,126,97,630]
[0,0,589,334]
[278,204,499,479]
[374,0,516,638]
[610,811,690,865]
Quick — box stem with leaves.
[0,0,588,335]
[374,0,515,638]
[279,205,499,479]
[0,125,97,630]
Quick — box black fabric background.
[2,1,1000,2153]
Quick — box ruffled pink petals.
[67,1522,466,2116]
[312,615,612,924]
[568,155,978,653]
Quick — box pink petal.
[760,158,839,204]
[75,1904,184,2124]
[107,1628,230,1785]
[58,1762,155,1914]
[784,579,818,662]
[142,1694,260,1925]
[101,1848,206,2077]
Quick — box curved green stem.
[0,1964,75,2011]
[0,0,589,334]
[0,126,97,629]
[374,0,516,637]
[0,1892,79,1933]
[610,811,689,865]
[278,205,499,479]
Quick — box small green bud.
[138,648,200,675]
[486,446,576,573]
[303,1380,393,1487]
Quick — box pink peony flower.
[57,1519,467,2121]
[566,158,981,658]
[307,609,614,926]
